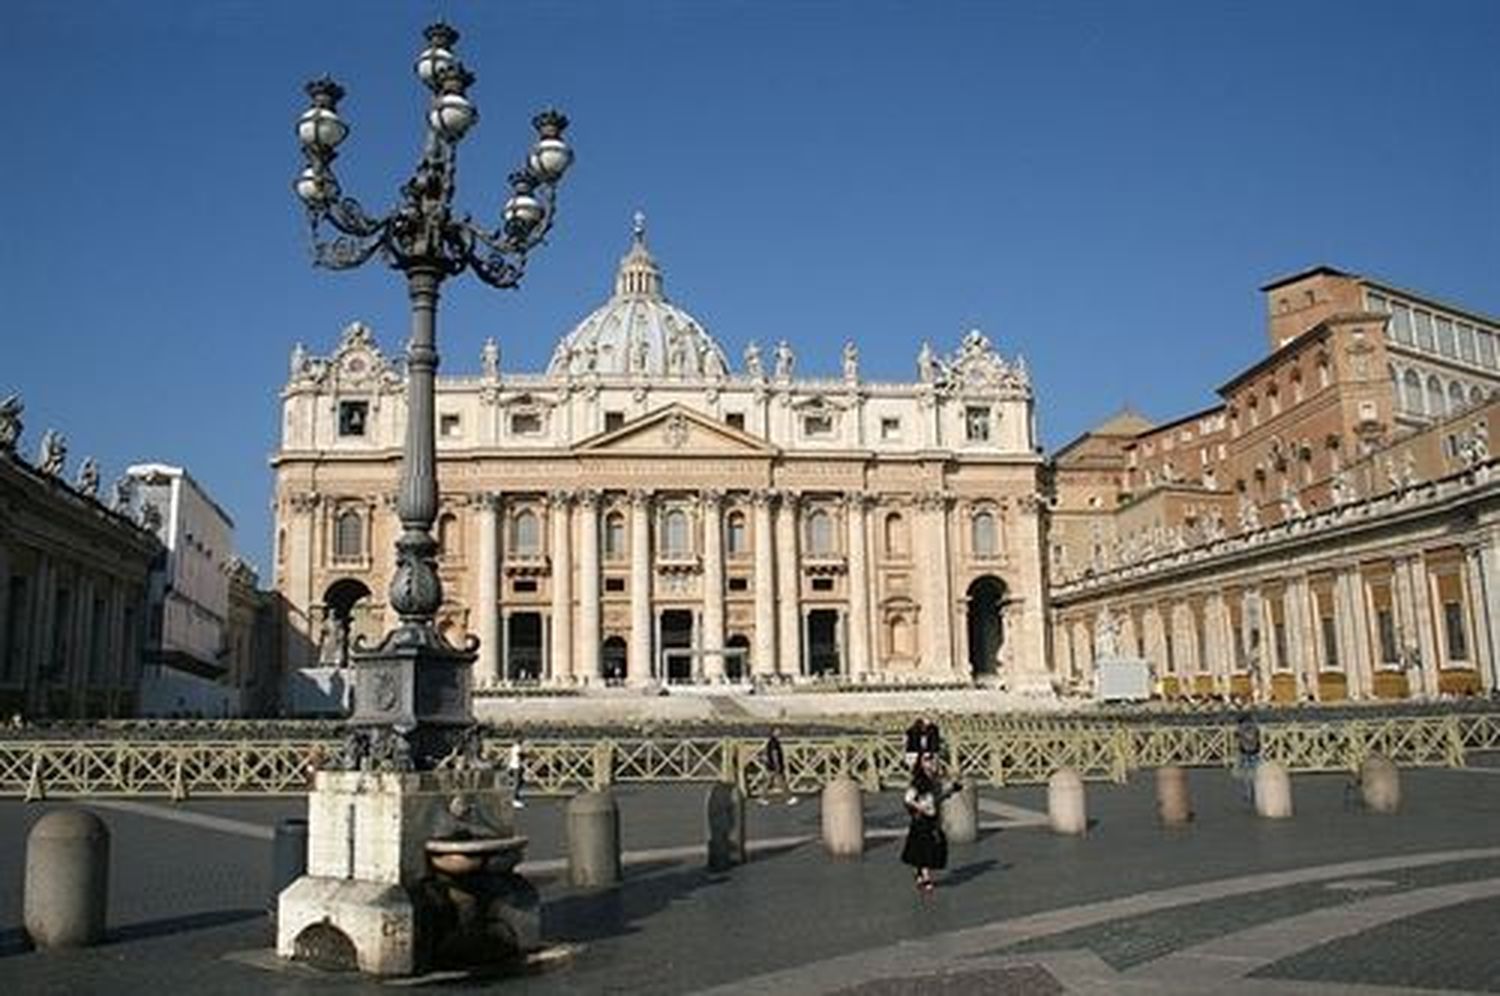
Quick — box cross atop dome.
[615,211,663,300]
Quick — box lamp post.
[294,23,572,769]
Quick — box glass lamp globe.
[528,137,573,183]
[297,106,348,152]
[503,192,544,235]
[294,166,339,206]
[428,93,477,141]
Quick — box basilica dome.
[547,215,730,379]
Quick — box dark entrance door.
[602,635,627,683]
[725,634,750,681]
[507,613,543,681]
[966,576,1006,677]
[661,610,694,682]
[807,610,840,677]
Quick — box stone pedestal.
[940,782,978,845]
[821,777,864,857]
[1155,766,1192,827]
[1047,768,1087,835]
[1254,762,1294,819]
[1359,755,1400,813]
[277,769,528,977]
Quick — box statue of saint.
[842,340,859,382]
[917,341,936,383]
[37,430,66,477]
[744,341,764,380]
[773,340,795,381]
[75,457,100,498]
[289,342,308,379]
[0,394,22,452]
[481,337,500,379]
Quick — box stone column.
[1407,555,1440,697]
[549,490,574,684]
[775,491,801,677]
[844,494,870,678]
[1474,535,1500,692]
[752,490,776,677]
[577,491,601,684]
[284,495,318,669]
[475,492,501,687]
[629,490,653,684]
[919,493,954,675]
[701,490,725,680]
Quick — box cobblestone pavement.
[2,761,1499,994]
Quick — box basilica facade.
[271,219,1049,693]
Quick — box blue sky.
[3,0,1496,576]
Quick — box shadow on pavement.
[544,862,735,944]
[0,909,263,959]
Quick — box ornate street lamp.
[294,23,572,769]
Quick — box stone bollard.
[567,789,622,887]
[821,777,864,857]
[940,781,979,845]
[1360,755,1400,814]
[24,808,110,950]
[1156,766,1192,827]
[269,816,309,915]
[1047,768,1087,835]
[705,782,746,872]
[1254,761,1294,819]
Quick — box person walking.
[508,738,527,809]
[903,716,928,768]
[902,755,955,893]
[760,728,798,806]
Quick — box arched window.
[1267,386,1281,417]
[806,509,834,555]
[334,510,363,561]
[512,509,540,554]
[1471,385,1485,407]
[1427,375,1446,418]
[1248,396,1260,428]
[1317,355,1332,389]
[662,508,690,556]
[1403,369,1424,414]
[726,511,748,556]
[604,512,626,561]
[1449,381,1467,414]
[436,513,457,559]
[1290,369,1304,404]
[971,511,997,557]
[884,512,908,557]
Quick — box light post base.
[344,625,480,770]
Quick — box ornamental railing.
[2,714,1495,800]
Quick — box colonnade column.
[629,490,652,684]
[752,490,776,677]
[775,491,801,677]
[1407,555,1440,697]
[1474,535,1500,693]
[919,493,954,675]
[701,489,725,680]
[549,490,573,684]
[845,494,870,678]
[475,492,501,687]
[577,490,600,684]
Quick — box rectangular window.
[1320,614,1339,670]
[1274,621,1289,672]
[1376,608,1398,665]
[1366,292,1388,313]
[1457,324,1477,364]
[1444,601,1469,662]
[439,413,461,437]
[604,411,625,432]
[510,412,542,436]
[880,417,901,441]
[1479,330,1498,370]
[803,413,834,437]
[725,412,745,431]
[727,576,749,593]
[1414,311,1435,351]
[512,579,538,594]
[1436,317,1457,358]
[1390,304,1413,345]
[604,577,625,593]
[811,577,834,592]
[965,406,991,442]
[338,400,369,437]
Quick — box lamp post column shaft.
[392,266,445,626]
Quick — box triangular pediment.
[575,404,777,456]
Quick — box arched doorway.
[724,634,750,681]
[602,635,627,683]
[321,578,372,668]
[966,576,1006,678]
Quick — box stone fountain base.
[277,769,535,977]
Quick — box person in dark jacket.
[759,728,798,806]
[901,755,956,892]
[903,717,927,767]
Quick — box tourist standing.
[903,716,927,767]
[760,728,798,806]
[508,738,527,809]
[901,755,952,893]
[1235,713,1261,805]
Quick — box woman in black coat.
[901,755,952,892]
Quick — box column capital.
[749,488,776,509]
[576,488,603,510]
[288,491,321,513]
[628,488,653,509]
[842,492,874,512]
[699,488,725,508]
[548,488,575,510]
[471,490,504,511]
[916,491,954,512]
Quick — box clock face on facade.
[343,355,368,377]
